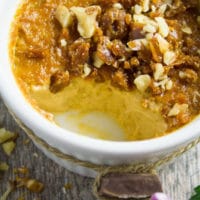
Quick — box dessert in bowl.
[0,0,200,177]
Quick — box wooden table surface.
[0,98,200,200]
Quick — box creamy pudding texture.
[30,78,167,140]
[10,0,200,140]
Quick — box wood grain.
[0,98,199,200]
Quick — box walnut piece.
[134,75,151,93]
[168,103,188,117]
[0,162,9,171]
[93,52,104,68]
[153,63,164,81]
[0,128,15,144]
[155,17,169,38]
[55,5,73,28]
[70,6,101,38]
[163,51,176,65]
[2,141,16,156]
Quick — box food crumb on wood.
[33,152,39,158]
[25,179,44,193]
[12,166,45,193]
[2,141,16,156]
[64,183,72,190]
[0,128,17,144]
[62,183,73,194]
[0,162,9,171]
[0,128,18,156]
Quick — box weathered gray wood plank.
[0,98,199,200]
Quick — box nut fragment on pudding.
[10,0,200,141]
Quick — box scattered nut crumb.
[2,141,16,156]
[113,3,123,9]
[70,6,101,38]
[141,0,150,12]
[55,5,73,28]
[155,17,169,38]
[134,74,151,93]
[25,179,44,193]
[168,103,188,117]
[82,63,91,78]
[0,128,17,144]
[0,162,9,171]
[181,26,192,34]
[134,4,142,15]
[163,51,176,65]
[64,183,72,190]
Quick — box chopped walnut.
[113,3,123,9]
[153,63,165,81]
[0,128,16,144]
[165,79,173,90]
[155,17,169,38]
[25,179,44,193]
[168,103,188,117]
[82,64,91,78]
[55,5,73,28]
[134,74,151,92]
[0,128,18,156]
[143,24,157,33]
[133,4,143,14]
[70,6,101,38]
[0,162,9,171]
[163,51,176,65]
[181,26,192,34]
[154,76,172,91]
[133,14,157,27]
[141,0,150,12]
[155,33,169,54]
[60,39,67,47]
[158,4,168,15]
[2,141,16,156]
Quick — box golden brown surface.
[10,0,200,140]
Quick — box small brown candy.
[98,173,162,199]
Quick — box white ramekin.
[0,0,200,178]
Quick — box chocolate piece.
[98,173,162,199]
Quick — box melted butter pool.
[30,78,167,141]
